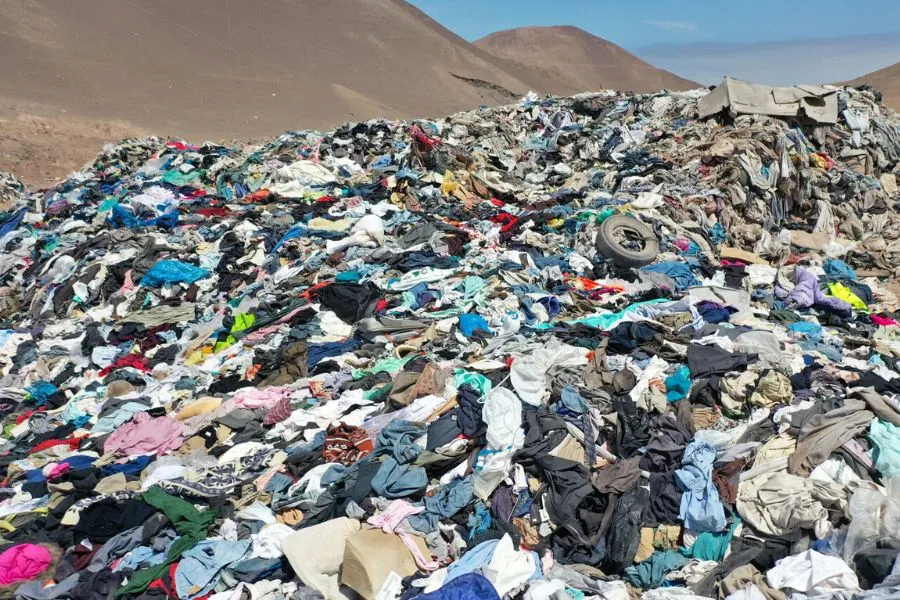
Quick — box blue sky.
[409,0,900,85]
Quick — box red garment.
[243,190,273,203]
[814,152,838,170]
[15,408,46,425]
[488,212,519,233]
[871,314,899,326]
[165,141,198,152]
[146,563,180,600]
[28,438,80,454]
[409,125,441,150]
[195,207,232,217]
[98,355,151,377]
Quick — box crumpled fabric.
[868,418,900,478]
[675,440,726,533]
[778,267,852,316]
[0,544,53,585]
[624,550,689,589]
[766,549,859,595]
[510,341,587,406]
[413,573,499,600]
[737,471,844,539]
[749,370,792,408]
[103,412,185,455]
[175,539,251,600]
[473,388,524,500]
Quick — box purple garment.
[104,412,184,455]
[780,268,851,316]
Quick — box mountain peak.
[474,25,698,95]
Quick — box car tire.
[595,215,659,268]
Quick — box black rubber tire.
[595,215,659,268]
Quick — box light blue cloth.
[675,440,726,532]
[788,321,823,340]
[444,539,499,583]
[175,539,250,600]
[640,262,700,291]
[114,543,174,572]
[545,298,669,331]
[93,402,150,434]
[408,476,474,533]
[373,420,426,464]
[559,386,588,413]
[371,457,427,499]
[60,399,90,425]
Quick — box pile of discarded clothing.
[0,77,899,600]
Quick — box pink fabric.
[119,269,136,295]
[0,544,52,585]
[232,386,292,409]
[47,463,70,480]
[368,500,440,571]
[103,412,184,455]
[871,314,899,326]
[673,239,692,253]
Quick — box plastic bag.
[842,479,900,563]
[140,260,210,287]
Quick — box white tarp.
[699,77,839,124]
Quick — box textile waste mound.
[0,80,899,600]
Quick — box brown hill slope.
[0,0,547,183]
[475,26,699,95]
[848,62,900,111]
[0,0,546,139]
[0,4,697,185]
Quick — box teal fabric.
[665,366,691,402]
[623,550,689,589]
[681,518,741,561]
[870,418,900,478]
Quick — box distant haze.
[637,32,900,87]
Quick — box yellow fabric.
[440,171,459,197]
[828,283,869,312]
[176,397,222,421]
[185,348,211,366]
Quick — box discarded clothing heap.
[0,79,898,600]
